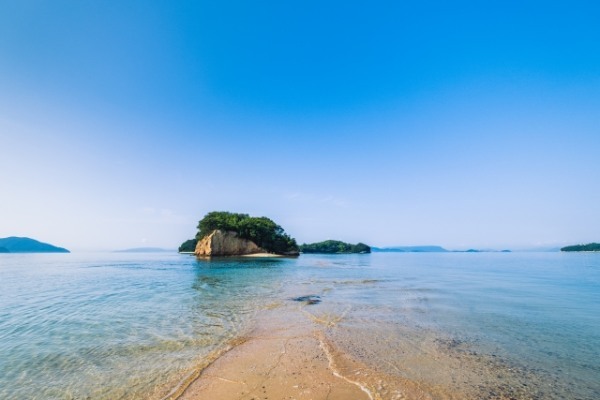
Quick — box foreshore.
[241,253,288,258]
[179,252,289,258]
[163,298,542,400]
[168,301,445,400]
[177,309,372,400]
[156,254,577,400]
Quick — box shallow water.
[0,253,285,399]
[1,252,598,399]
[290,253,600,399]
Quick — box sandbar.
[174,305,373,400]
[241,253,288,258]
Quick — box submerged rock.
[291,295,321,305]
[194,230,265,257]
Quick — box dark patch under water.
[291,295,321,305]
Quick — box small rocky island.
[300,240,371,254]
[560,243,600,252]
[179,212,299,257]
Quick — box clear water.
[1,252,599,399]
[288,253,600,399]
[0,253,287,399]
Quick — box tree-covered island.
[560,243,600,252]
[179,211,299,256]
[300,240,371,254]
[178,239,197,253]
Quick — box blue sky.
[1,1,599,251]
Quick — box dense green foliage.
[300,240,371,254]
[192,211,299,254]
[561,243,600,252]
[178,239,198,253]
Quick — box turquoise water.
[293,253,600,399]
[1,252,599,399]
[0,253,286,399]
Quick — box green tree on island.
[560,243,600,252]
[178,239,197,253]
[181,211,299,254]
[300,240,371,254]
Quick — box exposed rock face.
[195,230,265,257]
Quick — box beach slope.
[178,307,372,400]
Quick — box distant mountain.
[114,247,173,253]
[0,237,70,253]
[452,249,512,253]
[371,246,449,253]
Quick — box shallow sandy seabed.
[172,301,469,400]
[158,290,569,400]
[160,270,575,400]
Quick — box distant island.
[454,249,512,253]
[371,246,512,253]
[560,243,600,252]
[114,247,173,253]
[372,246,449,253]
[0,237,70,253]
[180,211,299,256]
[300,240,370,254]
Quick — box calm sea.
[0,252,598,399]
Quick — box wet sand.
[176,306,372,400]
[241,253,288,258]
[169,292,558,400]
[171,298,456,400]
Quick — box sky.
[1,1,599,251]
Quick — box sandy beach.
[171,303,367,400]
[165,296,539,400]
[147,251,584,400]
[171,300,445,400]
[241,253,289,258]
